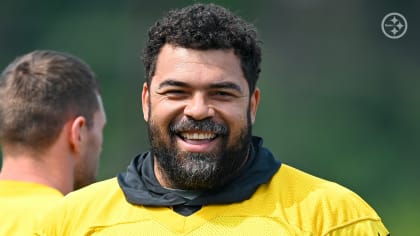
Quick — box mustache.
[170,118,228,135]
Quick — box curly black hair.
[142,3,262,93]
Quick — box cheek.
[215,111,247,145]
[87,137,101,171]
[228,116,248,138]
[89,130,103,155]
[219,102,249,124]
[150,101,184,126]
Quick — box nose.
[184,93,214,120]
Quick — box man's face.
[74,95,107,190]
[142,44,260,190]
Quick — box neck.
[0,145,74,195]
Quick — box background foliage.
[1,0,419,234]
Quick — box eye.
[211,90,237,100]
[166,90,185,95]
[158,89,189,99]
[215,91,230,96]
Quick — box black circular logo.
[381,12,407,39]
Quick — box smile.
[179,131,216,140]
[176,131,219,152]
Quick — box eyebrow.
[209,82,243,93]
[158,79,243,93]
[158,80,188,89]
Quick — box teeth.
[181,132,216,140]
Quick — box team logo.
[381,12,407,39]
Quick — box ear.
[141,82,150,122]
[249,87,260,125]
[69,116,87,153]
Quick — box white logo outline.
[381,12,407,39]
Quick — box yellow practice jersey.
[0,181,63,236]
[35,164,389,235]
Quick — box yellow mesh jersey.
[35,164,389,235]
[0,181,63,235]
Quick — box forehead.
[152,44,248,89]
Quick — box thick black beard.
[148,117,252,190]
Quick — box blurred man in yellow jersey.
[0,50,106,235]
[36,4,389,235]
